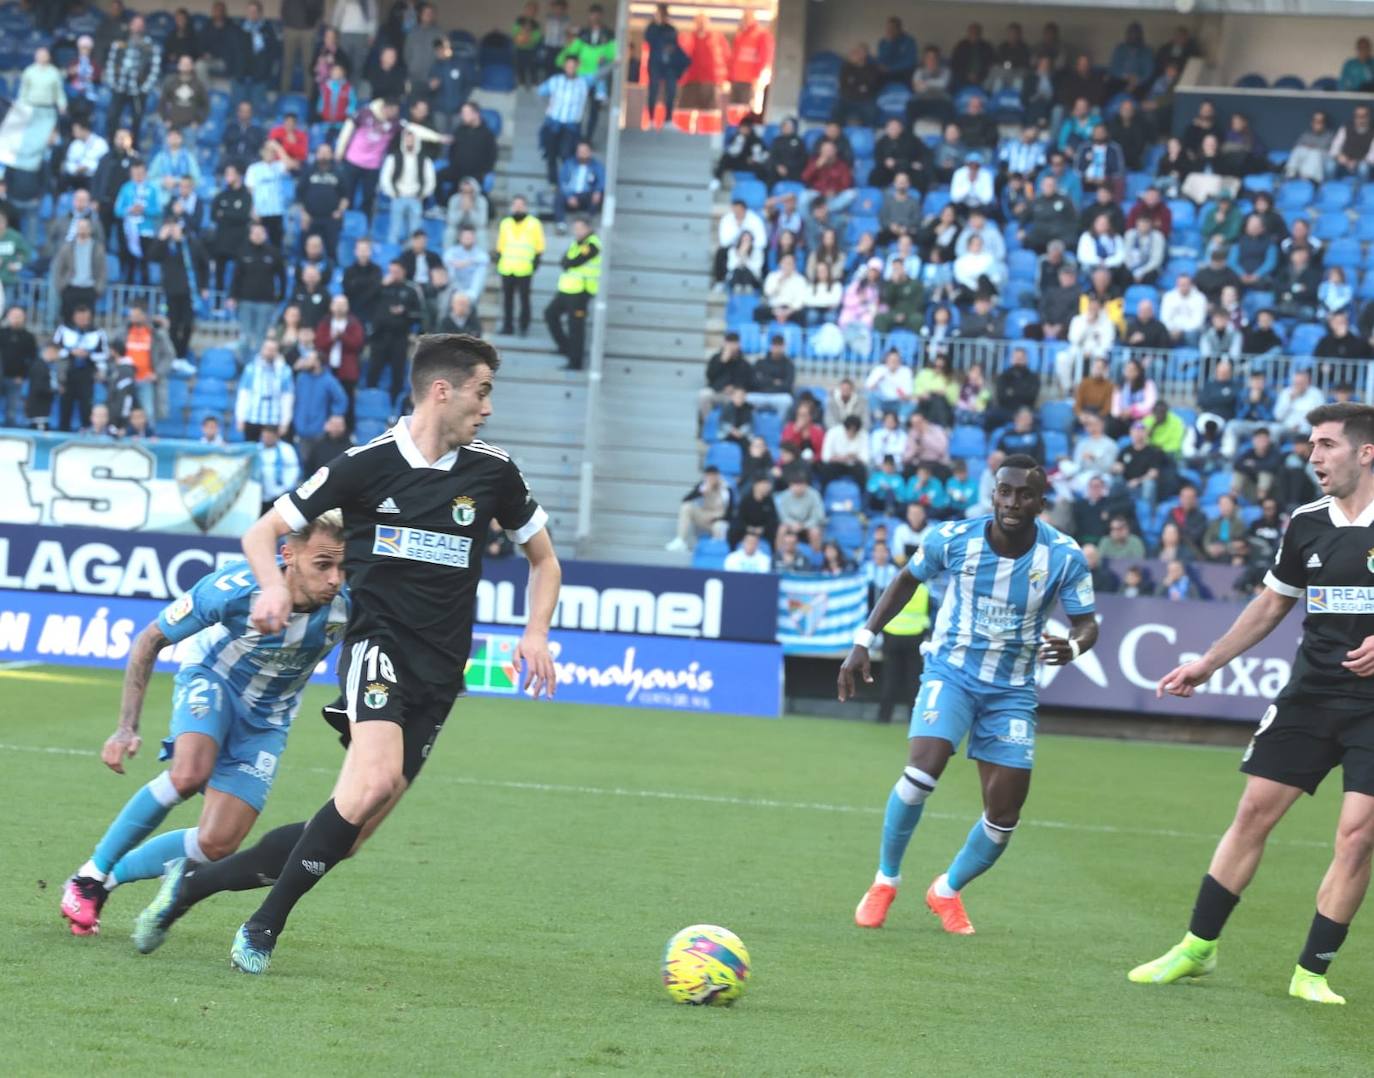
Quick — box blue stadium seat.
[991,88,1023,122]
[705,441,742,478]
[846,127,875,159]
[736,323,763,354]
[1359,269,1374,300]
[1317,180,1355,211]
[1312,76,1340,92]
[1161,258,1197,287]
[342,210,368,238]
[1123,284,1160,313]
[753,410,782,452]
[1276,179,1314,213]
[849,185,883,217]
[1234,73,1267,88]
[1004,307,1037,338]
[803,128,826,153]
[1289,322,1325,355]
[691,537,729,571]
[1043,430,1069,462]
[355,388,392,420]
[954,88,987,113]
[844,215,880,246]
[277,93,309,121]
[1039,400,1075,433]
[479,108,503,138]
[1241,290,1275,319]
[827,513,865,553]
[1203,470,1236,504]
[949,425,987,459]
[1167,199,1196,230]
[765,322,803,358]
[1244,173,1274,194]
[772,180,806,201]
[700,407,721,442]
[1273,74,1306,90]
[799,86,838,122]
[725,292,757,326]
[479,64,515,92]
[1313,212,1350,241]
[354,417,389,444]
[876,85,911,120]
[198,348,237,382]
[1355,215,1374,243]
[805,50,844,76]
[922,189,950,216]
[1008,248,1038,281]
[824,479,862,513]
[1325,237,1362,270]
[1124,171,1152,201]
[731,177,766,212]
[884,329,919,363]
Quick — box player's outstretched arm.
[242,508,295,633]
[102,622,170,774]
[1039,612,1098,666]
[837,569,920,701]
[1157,585,1297,698]
[515,528,561,699]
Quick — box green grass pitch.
[1,665,1369,1075]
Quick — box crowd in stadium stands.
[0,0,617,496]
[693,16,1374,599]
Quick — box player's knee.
[195,830,241,862]
[354,766,403,814]
[893,766,937,805]
[168,758,213,799]
[1333,822,1374,869]
[1232,794,1285,837]
[983,813,1019,838]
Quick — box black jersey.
[277,418,545,682]
[1266,494,1374,705]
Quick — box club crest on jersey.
[1367,547,1374,574]
[1028,568,1047,590]
[452,496,477,526]
[363,682,389,709]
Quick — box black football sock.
[1297,911,1349,975]
[248,800,361,936]
[180,822,308,908]
[1188,874,1240,942]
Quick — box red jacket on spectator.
[269,123,309,164]
[801,154,853,198]
[317,79,355,124]
[315,315,366,385]
[679,28,728,85]
[1125,198,1172,237]
[729,25,774,84]
[781,419,824,460]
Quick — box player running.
[59,513,349,937]
[1129,403,1374,1005]
[135,333,561,974]
[838,455,1098,935]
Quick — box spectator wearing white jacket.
[714,199,767,284]
[1160,272,1208,344]
[948,153,995,213]
[1076,213,1126,286]
[381,129,437,246]
[1058,294,1117,395]
[758,254,809,324]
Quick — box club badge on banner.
[0,432,261,536]
[776,573,869,654]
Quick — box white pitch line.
[0,741,1334,851]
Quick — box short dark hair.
[1308,402,1374,447]
[997,453,1048,491]
[409,333,500,398]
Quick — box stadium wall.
[801,1,1373,87]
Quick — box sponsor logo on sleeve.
[164,592,194,625]
[295,467,329,500]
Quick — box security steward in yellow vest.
[878,582,931,724]
[496,194,546,335]
[543,216,601,370]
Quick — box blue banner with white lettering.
[0,590,782,718]
[0,524,779,643]
[776,573,869,655]
[0,431,261,536]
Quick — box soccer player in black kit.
[1130,403,1374,1004]
[133,334,562,973]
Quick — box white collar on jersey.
[1328,496,1374,528]
[391,416,459,471]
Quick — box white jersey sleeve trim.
[274,493,308,532]
[509,506,548,546]
[1262,570,1303,599]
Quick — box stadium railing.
[782,334,1374,404]
[9,280,239,344]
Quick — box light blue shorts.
[906,667,1038,770]
[158,667,287,812]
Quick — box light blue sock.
[946,815,1015,892]
[89,772,184,876]
[108,828,203,889]
[878,767,937,880]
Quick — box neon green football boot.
[1127,932,1217,984]
[1289,966,1345,1005]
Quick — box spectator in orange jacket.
[678,13,727,110]
[728,10,773,106]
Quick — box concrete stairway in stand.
[584,127,716,565]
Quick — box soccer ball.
[661,924,751,1006]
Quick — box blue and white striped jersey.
[156,562,351,729]
[905,516,1095,689]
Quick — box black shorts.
[325,636,462,782]
[1239,694,1374,796]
